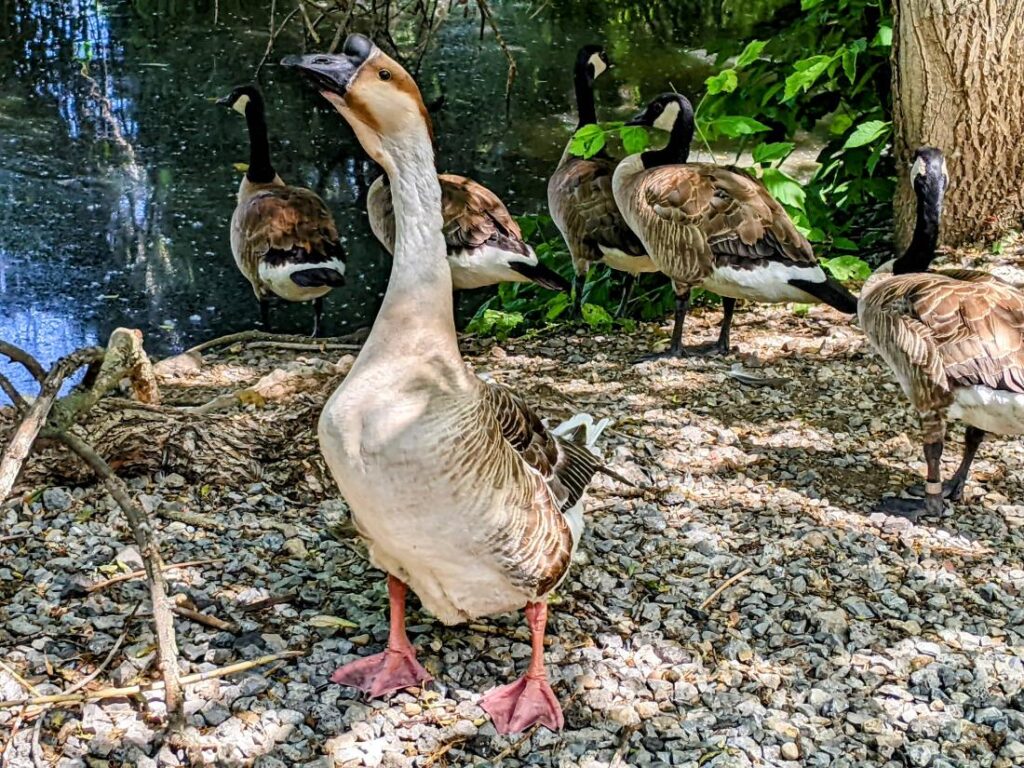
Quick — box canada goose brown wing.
[484,382,603,512]
[934,268,1006,284]
[552,157,646,261]
[439,174,526,252]
[238,186,344,274]
[865,274,1024,397]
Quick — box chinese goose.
[859,147,1024,520]
[613,93,858,359]
[283,37,618,734]
[367,173,569,291]
[218,85,346,337]
[547,45,655,317]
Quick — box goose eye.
[314,56,332,65]
[378,69,392,81]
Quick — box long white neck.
[358,131,460,364]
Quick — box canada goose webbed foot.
[873,493,945,522]
[903,478,966,502]
[330,646,433,699]
[479,602,563,734]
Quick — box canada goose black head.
[576,44,610,83]
[910,146,948,213]
[217,84,277,184]
[626,93,695,167]
[283,35,432,167]
[216,84,264,116]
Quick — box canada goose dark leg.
[329,575,433,697]
[907,425,985,501]
[876,414,947,521]
[716,297,736,354]
[634,292,689,362]
[572,273,586,318]
[312,296,325,338]
[479,601,563,733]
[615,274,636,318]
[259,297,271,331]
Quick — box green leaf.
[465,309,525,339]
[569,124,607,159]
[705,115,771,140]
[581,303,614,332]
[801,0,823,8]
[705,69,738,95]
[783,55,833,100]
[842,48,858,84]
[752,142,795,164]
[735,40,767,69]
[619,125,649,155]
[873,25,893,48]
[761,167,806,209]
[842,119,891,149]
[829,113,854,135]
[544,292,571,321]
[821,255,871,281]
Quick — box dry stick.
[244,341,362,352]
[239,593,298,613]
[698,567,752,611]
[86,558,225,594]
[328,0,357,53]
[0,371,25,411]
[55,431,184,731]
[0,342,45,384]
[183,328,367,356]
[475,0,516,105]
[170,596,238,633]
[0,533,29,545]
[0,659,40,698]
[474,724,539,767]
[0,652,303,709]
[297,0,321,42]
[0,347,103,504]
[254,0,301,77]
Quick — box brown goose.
[860,147,1024,520]
[547,45,654,316]
[366,172,568,291]
[613,93,857,359]
[218,85,346,337]
[284,36,619,734]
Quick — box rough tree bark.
[892,0,1024,248]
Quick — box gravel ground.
[2,294,1024,767]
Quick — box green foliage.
[569,121,651,159]
[820,254,872,281]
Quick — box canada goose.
[218,85,346,337]
[860,147,1024,520]
[547,45,655,317]
[284,37,618,734]
[367,173,569,291]
[613,93,858,359]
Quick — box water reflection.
[0,0,784,399]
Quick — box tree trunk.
[892,0,1024,249]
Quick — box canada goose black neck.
[893,160,945,276]
[641,98,694,169]
[243,92,276,184]
[573,53,598,129]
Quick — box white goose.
[284,37,615,734]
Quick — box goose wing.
[551,158,646,263]
[439,174,528,255]
[238,186,345,273]
[863,274,1024,395]
[640,164,815,269]
[483,382,603,512]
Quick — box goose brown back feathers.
[860,273,1024,408]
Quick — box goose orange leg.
[330,575,432,698]
[479,601,564,733]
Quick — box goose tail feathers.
[789,275,858,314]
[550,412,611,450]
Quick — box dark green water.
[0,0,785,395]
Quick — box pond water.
[0,0,786,396]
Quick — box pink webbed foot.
[479,673,564,734]
[330,647,433,699]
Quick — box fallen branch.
[698,567,752,611]
[54,431,184,730]
[0,651,303,709]
[170,596,238,633]
[85,558,225,594]
[0,533,30,545]
[0,341,45,383]
[244,341,362,352]
[184,328,368,356]
[239,593,297,613]
[0,346,104,504]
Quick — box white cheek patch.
[910,156,926,183]
[232,94,250,115]
[589,54,607,78]
[653,101,680,132]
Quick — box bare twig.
[170,596,238,633]
[244,341,362,352]
[0,533,29,545]
[474,725,539,766]
[85,558,224,594]
[0,659,40,697]
[255,0,301,77]
[475,0,516,105]
[184,328,368,356]
[0,347,103,504]
[0,371,25,410]
[55,431,184,730]
[0,341,45,384]
[239,593,298,613]
[698,567,752,611]
[297,0,321,42]
[0,652,303,709]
